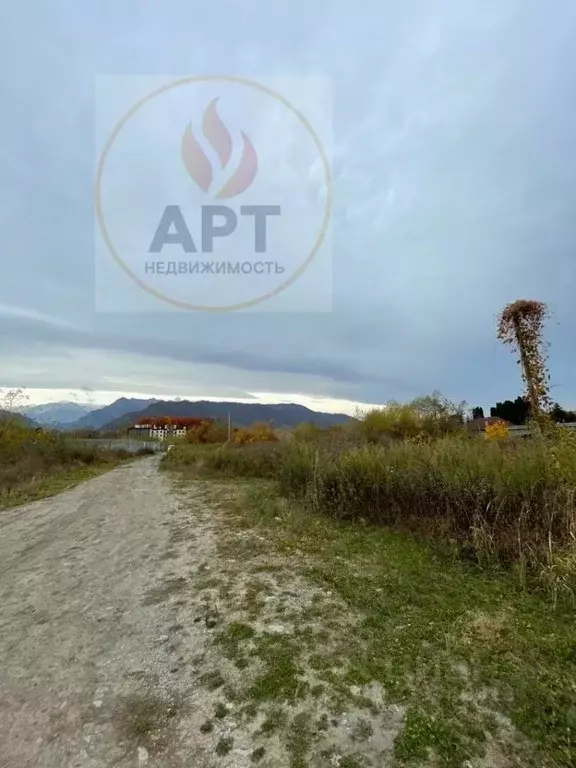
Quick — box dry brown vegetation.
[0,416,129,507]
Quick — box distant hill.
[100,400,351,431]
[21,401,94,427]
[66,398,159,431]
[0,410,37,428]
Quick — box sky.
[1,0,576,416]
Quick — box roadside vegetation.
[165,420,576,594]
[0,415,131,508]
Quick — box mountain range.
[16,397,351,431]
[21,401,95,427]
[99,400,351,431]
[67,398,159,430]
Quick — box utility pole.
[227,412,231,443]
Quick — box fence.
[77,438,165,454]
[508,422,576,438]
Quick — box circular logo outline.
[95,75,332,312]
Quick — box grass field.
[164,445,576,767]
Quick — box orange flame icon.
[181,98,258,198]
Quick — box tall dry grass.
[0,417,129,501]
[165,432,576,572]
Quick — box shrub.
[163,442,291,479]
[357,392,467,443]
[232,422,278,446]
[0,420,127,500]
[208,443,284,477]
[484,419,509,440]
[293,422,322,443]
[185,420,228,445]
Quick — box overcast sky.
[1,0,575,414]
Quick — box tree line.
[472,398,576,425]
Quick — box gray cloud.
[1,0,575,409]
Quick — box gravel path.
[0,458,407,768]
[0,458,222,768]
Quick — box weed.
[233,487,575,765]
[216,621,255,660]
[166,437,576,766]
[259,706,287,736]
[169,433,576,569]
[251,746,266,762]
[248,635,305,703]
[316,713,329,731]
[286,712,313,768]
[215,736,234,756]
[351,718,374,741]
[199,669,226,691]
[115,693,179,753]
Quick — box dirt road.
[0,458,226,768]
[0,458,407,768]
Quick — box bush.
[0,420,127,499]
[293,421,322,443]
[206,443,285,477]
[232,422,278,446]
[163,441,294,479]
[484,419,510,440]
[185,420,228,444]
[357,392,467,443]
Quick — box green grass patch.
[215,621,256,660]
[236,578,274,620]
[223,483,576,766]
[248,634,306,703]
[286,711,313,768]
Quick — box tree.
[359,392,467,442]
[550,403,576,423]
[490,396,530,425]
[0,388,28,411]
[497,300,550,420]
[471,406,484,419]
